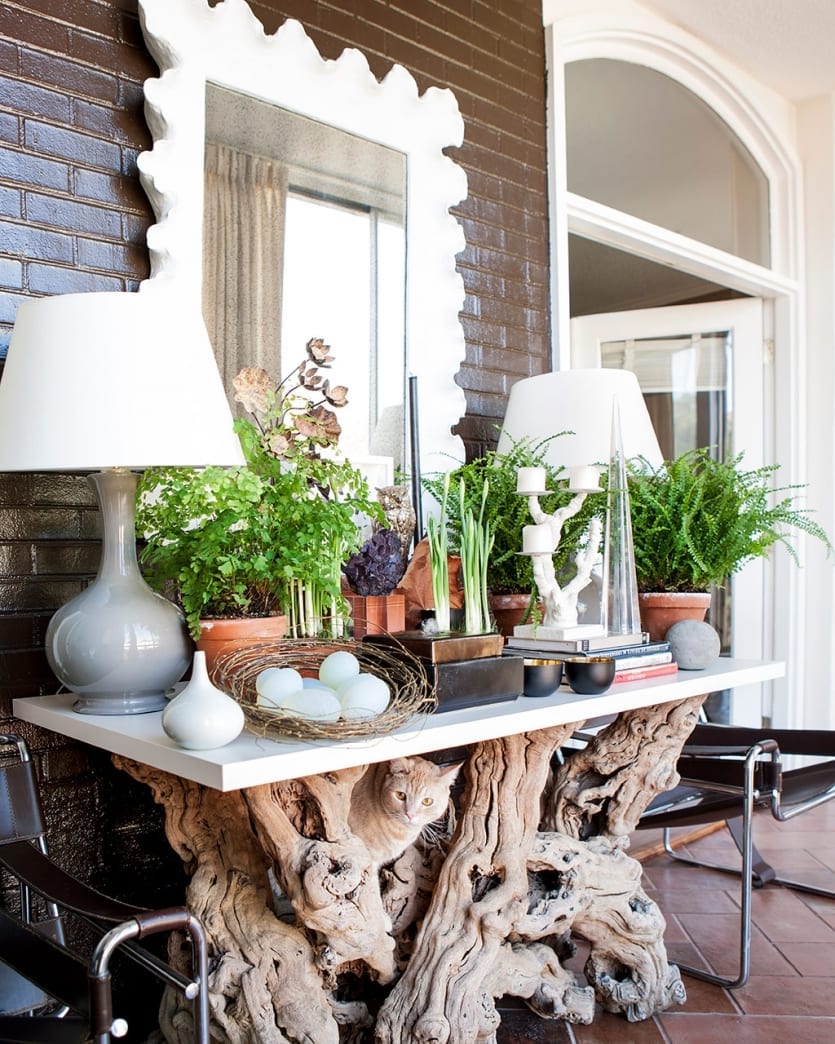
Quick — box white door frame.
[544,5,807,726]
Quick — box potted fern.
[422,436,603,635]
[627,448,832,639]
[137,340,381,666]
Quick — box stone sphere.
[666,619,721,670]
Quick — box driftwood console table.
[15,658,783,1043]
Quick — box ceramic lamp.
[497,369,663,472]
[498,369,663,638]
[0,291,244,714]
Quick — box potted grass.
[627,448,832,639]
[137,339,381,669]
[422,436,602,635]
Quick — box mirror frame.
[137,0,467,471]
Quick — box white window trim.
[544,6,808,727]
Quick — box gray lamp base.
[72,691,169,716]
[46,470,191,715]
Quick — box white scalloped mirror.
[136,0,467,483]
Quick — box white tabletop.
[13,657,784,791]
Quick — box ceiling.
[639,0,835,101]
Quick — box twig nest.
[666,619,721,670]
[214,639,433,739]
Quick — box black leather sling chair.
[637,722,835,989]
[0,733,210,1043]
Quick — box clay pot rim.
[638,591,712,603]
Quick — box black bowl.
[564,656,616,695]
[522,658,564,698]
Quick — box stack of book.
[504,631,677,684]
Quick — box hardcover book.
[612,662,679,684]
[505,631,649,654]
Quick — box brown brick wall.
[0,0,549,903]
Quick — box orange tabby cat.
[349,756,462,866]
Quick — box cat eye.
[421,797,434,806]
[395,791,406,801]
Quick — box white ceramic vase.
[162,651,245,750]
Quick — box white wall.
[798,94,835,728]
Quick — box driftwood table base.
[115,693,703,1042]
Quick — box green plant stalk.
[478,482,495,628]
[426,473,451,631]
[458,478,495,633]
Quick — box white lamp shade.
[496,368,663,471]
[0,290,244,471]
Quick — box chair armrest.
[678,736,781,793]
[688,724,835,758]
[0,840,147,923]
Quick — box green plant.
[422,436,603,596]
[627,448,833,593]
[425,472,451,631]
[457,477,494,634]
[137,340,381,639]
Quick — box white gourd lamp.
[497,369,663,639]
[0,291,244,714]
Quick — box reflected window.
[565,59,770,266]
[600,331,732,461]
[201,82,407,476]
[281,192,406,467]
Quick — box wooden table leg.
[376,724,593,1043]
[115,757,342,1044]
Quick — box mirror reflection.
[202,83,407,475]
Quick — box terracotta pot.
[489,592,542,638]
[638,592,711,643]
[196,615,288,679]
[344,593,406,639]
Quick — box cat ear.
[439,760,464,783]
[387,758,410,774]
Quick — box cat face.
[380,757,462,826]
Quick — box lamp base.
[45,470,191,715]
[71,691,170,716]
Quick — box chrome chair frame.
[639,723,835,989]
[0,732,210,1043]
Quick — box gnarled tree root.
[117,693,704,1042]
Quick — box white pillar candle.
[516,466,546,494]
[568,465,601,492]
[522,523,553,554]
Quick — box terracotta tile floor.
[496,801,835,1043]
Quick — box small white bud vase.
[162,651,245,750]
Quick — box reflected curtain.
[202,142,288,410]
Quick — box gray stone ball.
[666,619,721,670]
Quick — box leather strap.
[0,762,47,844]
[0,841,147,922]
